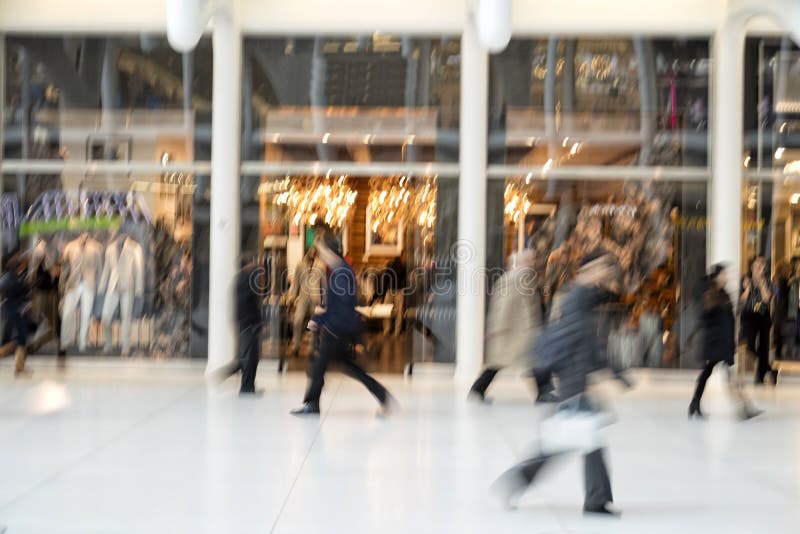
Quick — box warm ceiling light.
[775,147,785,160]
[791,193,800,205]
[743,155,751,167]
[322,132,331,144]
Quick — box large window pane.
[489,38,710,167]
[3,35,212,162]
[242,36,460,164]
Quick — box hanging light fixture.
[274,174,357,227]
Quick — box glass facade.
[1,29,780,373]
[2,35,211,359]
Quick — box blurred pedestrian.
[286,247,325,357]
[0,252,32,377]
[382,250,408,337]
[772,261,791,361]
[291,229,395,417]
[740,256,778,385]
[213,258,265,395]
[468,250,550,402]
[789,261,800,357]
[492,251,624,517]
[689,264,761,420]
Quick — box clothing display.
[16,188,192,359]
[60,233,103,351]
[98,236,145,354]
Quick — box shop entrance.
[245,173,456,374]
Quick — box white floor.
[1,360,800,534]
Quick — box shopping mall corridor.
[1,360,800,533]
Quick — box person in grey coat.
[492,251,624,517]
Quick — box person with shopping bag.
[491,250,625,517]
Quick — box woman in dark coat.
[689,264,760,420]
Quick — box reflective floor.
[1,360,800,533]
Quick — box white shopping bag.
[539,409,616,455]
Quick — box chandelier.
[274,175,357,227]
[368,175,412,235]
[504,180,533,225]
[367,175,438,236]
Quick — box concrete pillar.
[454,12,488,381]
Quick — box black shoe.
[688,402,705,419]
[583,504,621,517]
[771,369,780,386]
[239,388,265,397]
[291,403,321,416]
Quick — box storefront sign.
[19,216,122,237]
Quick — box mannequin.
[98,233,144,355]
[60,232,103,351]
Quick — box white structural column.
[167,0,242,372]
[710,0,800,298]
[710,16,745,293]
[207,8,242,372]
[454,12,489,381]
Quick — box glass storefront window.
[242,36,460,164]
[1,34,211,360]
[488,177,707,369]
[489,38,710,167]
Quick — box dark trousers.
[303,327,389,407]
[509,448,613,510]
[239,326,260,393]
[470,368,499,396]
[691,360,717,405]
[469,367,554,398]
[742,312,774,384]
[1,303,28,346]
[691,359,749,410]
